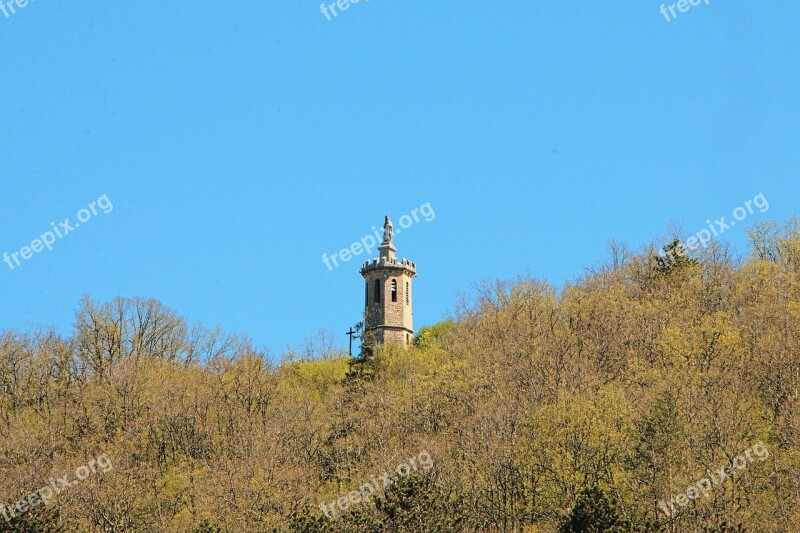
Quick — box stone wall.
[362,266,414,347]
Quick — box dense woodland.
[1,219,800,532]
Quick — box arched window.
[374,279,380,304]
[391,279,398,302]
[406,282,409,304]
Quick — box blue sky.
[1,1,798,356]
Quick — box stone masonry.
[359,216,416,347]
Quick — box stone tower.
[360,216,416,347]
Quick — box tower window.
[391,280,397,302]
[365,282,368,307]
[406,282,409,304]
[374,279,380,304]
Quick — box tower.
[360,216,416,347]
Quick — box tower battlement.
[359,257,416,274]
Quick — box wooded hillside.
[2,219,799,532]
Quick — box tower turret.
[359,216,416,347]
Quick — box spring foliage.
[1,219,799,531]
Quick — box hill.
[1,218,799,532]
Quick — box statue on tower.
[383,216,393,244]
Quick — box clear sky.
[1,1,798,357]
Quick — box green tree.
[653,238,698,274]
[558,485,632,533]
[368,473,463,532]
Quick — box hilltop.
[1,218,799,532]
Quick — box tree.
[653,238,698,274]
[369,473,464,532]
[0,506,65,533]
[558,485,633,533]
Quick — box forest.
[1,218,799,532]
